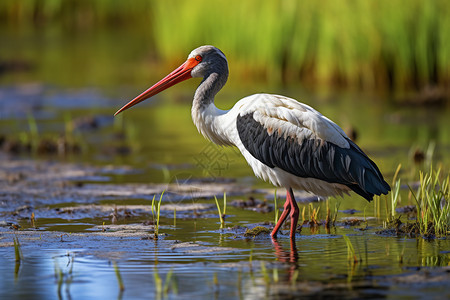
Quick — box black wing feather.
[236,113,390,201]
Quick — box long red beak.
[114,57,200,116]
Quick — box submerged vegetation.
[1,0,449,91]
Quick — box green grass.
[409,168,449,237]
[213,193,227,228]
[273,190,279,225]
[150,0,450,90]
[1,0,448,90]
[383,165,449,238]
[151,191,164,239]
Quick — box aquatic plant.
[13,236,22,263]
[291,270,299,289]
[383,179,402,228]
[113,261,125,292]
[53,253,75,299]
[163,269,174,295]
[212,272,219,292]
[248,248,253,269]
[308,203,321,225]
[260,262,270,286]
[342,235,358,264]
[26,113,39,152]
[244,226,270,237]
[154,270,162,296]
[332,200,340,226]
[151,191,164,239]
[274,190,279,225]
[380,164,449,239]
[384,164,402,224]
[213,192,227,227]
[409,168,449,238]
[272,268,279,283]
[398,237,407,264]
[30,212,36,228]
[173,207,176,228]
[55,262,64,298]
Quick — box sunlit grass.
[152,0,450,90]
[273,190,279,225]
[1,0,448,90]
[409,168,449,238]
[381,164,449,239]
[213,192,227,228]
[151,191,164,239]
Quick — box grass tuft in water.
[213,192,227,228]
[151,191,165,239]
[380,165,449,239]
[409,168,449,238]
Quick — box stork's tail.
[347,141,391,201]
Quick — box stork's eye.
[195,55,202,62]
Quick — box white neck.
[191,72,233,146]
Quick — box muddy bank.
[0,155,253,219]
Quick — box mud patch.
[170,241,239,254]
[0,156,253,223]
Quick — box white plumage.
[201,93,353,197]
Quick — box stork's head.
[114,45,228,116]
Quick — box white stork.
[115,45,390,240]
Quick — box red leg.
[271,194,291,238]
[287,188,299,240]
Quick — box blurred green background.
[0,0,449,178]
[1,0,449,93]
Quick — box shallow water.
[0,80,449,299]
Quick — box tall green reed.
[2,0,448,90]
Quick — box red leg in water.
[271,188,299,239]
[287,188,299,239]
[271,193,291,238]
